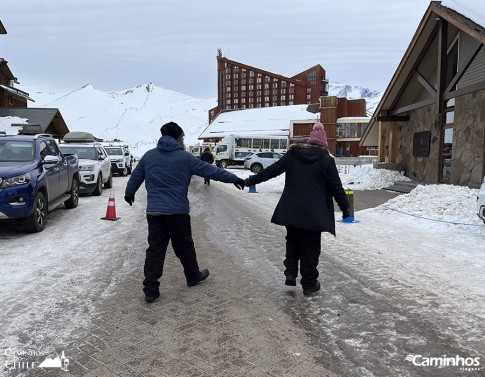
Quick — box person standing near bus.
[200,147,214,185]
[244,122,351,296]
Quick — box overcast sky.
[2,0,434,98]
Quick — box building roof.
[199,105,318,139]
[361,1,485,147]
[0,108,70,138]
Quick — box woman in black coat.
[245,123,350,296]
[200,147,215,185]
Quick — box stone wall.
[394,90,485,188]
[453,90,485,187]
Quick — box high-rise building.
[209,56,327,123]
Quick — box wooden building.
[306,96,368,155]
[209,54,327,123]
[360,1,485,187]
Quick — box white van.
[212,134,288,168]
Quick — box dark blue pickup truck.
[0,134,80,232]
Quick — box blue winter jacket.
[125,135,239,214]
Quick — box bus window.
[261,138,269,149]
[280,139,287,150]
[270,139,279,150]
[253,138,263,150]
[236,138,252,148]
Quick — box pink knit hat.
[308,122,328,147]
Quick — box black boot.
[187,268,209,287]
[303,281,320,296]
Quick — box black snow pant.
[144,214,200,296]
[284,226,322,289]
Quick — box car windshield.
[59,145,97,160]
[105,147,123,156]
[0,141,34,162]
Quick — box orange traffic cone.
[101,190,121,221]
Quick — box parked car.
[243,152,283,173]
[103,144,133,176]
[58,132,112,196]
[477,175,485,223]
[0,134,80,232]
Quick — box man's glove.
[233,178,245,190]
[124,196,135,206]
[342,210,352,219]
[244,178,251,187]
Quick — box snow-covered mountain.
[1,82,382,157]
[328,82,383,115]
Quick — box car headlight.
[0,173,31,188]
[80,165,95,171]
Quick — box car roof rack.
[33,133,53,139]
[63,131,96,143]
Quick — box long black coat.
[200,150,214,164]
[246,144,349,235]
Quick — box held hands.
[124,196,135,206]
[233,178,245,190]
[244,178,250,187]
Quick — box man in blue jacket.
[125,122,245,302]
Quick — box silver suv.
[58,132,112,196]
[104,144,133,176]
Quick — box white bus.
[211,134,288,168]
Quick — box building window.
[273,82,278,89]
[257,84,262,90]
[249,78,254,84]
[250,71,255,77]
[264,90,269,95]
[226,99,231,105]
[264,96,269,102]
[257,97,261,103]
[281,81,287,88]
[234,86,238,92]
[257,90,261,96]
[265,76,270,83]
[264,83,269,89]
[289,101,294,105]
[337,123,358,138]
[234,99,238,104]
[234,92,238,98]
[234,73,238,79]
[289,94,294,100]
[241,85,246,91]
[281,95,286,101]
[257,77,262,84]
[272,96,278,102]
[226,93,231,98]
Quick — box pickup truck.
[0,134,80,232]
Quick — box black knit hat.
[160,122,184,140]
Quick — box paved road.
[1,180,480,377]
